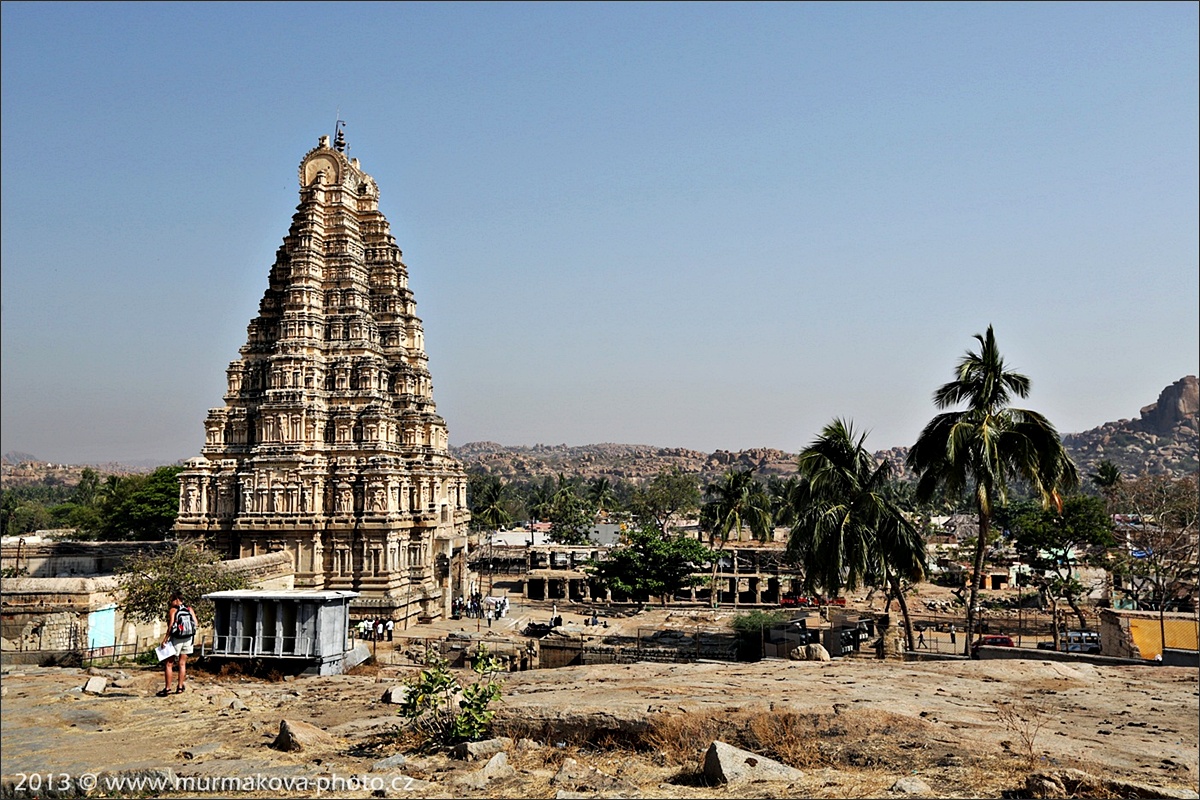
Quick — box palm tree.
[700,469,773,607]
[470,476,513,531]
[767,475,804,529]
[587,477,618,519]
[906,325,1078,655]
[787,419,926,649]
[525,476,556,523]
[1089,459,1123,513]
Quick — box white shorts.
[170,637,194,655]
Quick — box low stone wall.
[223,551,294,590]
[1,541,175,578]
[0,549,296,664]
[540,636,738,668]
[975,645,1149,667]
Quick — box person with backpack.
[159,591,196,697]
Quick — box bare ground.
[1,649,1196,799]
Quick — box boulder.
[890,776,933,795]
[380,686,409,705]
[702,740,805,785]
[272,719,335,752]
[82,676,107,695]
[448,751,516,790]
[451,736,512,761]
[788,643,831,662]
[480,751,516,781]
[370,753,408,772]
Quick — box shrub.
[400,644,503,750]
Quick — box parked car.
[1037,631,1101,654]
[971,634,1015,657]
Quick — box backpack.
[173,605,196,637]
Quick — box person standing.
[159,591,195,697]
[949,624,956,645]
[385,618,394,642]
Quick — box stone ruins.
[175,129,471,623]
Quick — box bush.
[399,645,503,750]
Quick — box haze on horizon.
[2,3,1197,466]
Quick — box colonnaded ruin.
[175,128,471,624]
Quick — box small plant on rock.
[399,644,503,749]
[993,698,1051,768]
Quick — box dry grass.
[636,706,940,775]
[743,711,824,769]
[414,704,1124,797]
[993,697,1052,768]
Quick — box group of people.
[354,617,395,642]
[453,593,511,627]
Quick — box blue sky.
[2,2,1197,464]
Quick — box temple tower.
[175,131,471,624]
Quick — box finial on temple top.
[334,119,347,153]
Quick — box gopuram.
[175,128,471,624]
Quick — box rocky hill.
[455,376,1199,484]
[453,441,802,485]
[1061,375,1199,479]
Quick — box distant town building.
[175,130,471,624]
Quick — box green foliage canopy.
[115,541,247,626]
[400,645,504,749]
[99,466,184,540]
[629,468,701,534]
[587,521,716,603]
[906,325,1077,651]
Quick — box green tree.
[787,420,926,649]
[99,466,184,540]
[546,475,596,545]
[587,477,618,517]
[50,501,103,538]
[906,325,1078,654]
[628,468,701,535]
[74,468,102,506]
[115,541,247,627]
[1089,459,1123,511]
[468,473,514,531]
[701,469,773,546]
[700,469,773,607]
[1005,495,1114,641]
[525,476,556,522]
[766,475,804,529]
[730,609,792,661]
[587,521,716,605]
[3,501,53,537]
